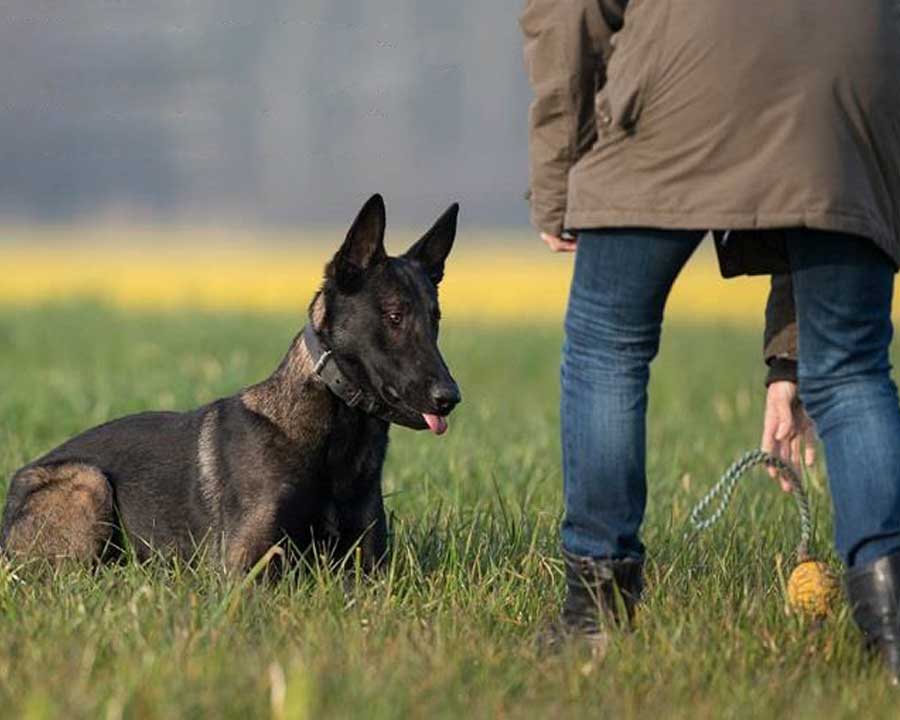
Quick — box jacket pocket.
[594,0,664,140]
[594,79,642,143]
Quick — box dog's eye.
[386,312,404,327]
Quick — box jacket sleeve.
[764,274,799,385]
[520,0,626,236]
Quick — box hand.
[761,380,817,491]
[541,232,577,253]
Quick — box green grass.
[0,302,894,718]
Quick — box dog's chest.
[257,401,389,547]
[323,405,389,501]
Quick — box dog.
[0,194,461,573]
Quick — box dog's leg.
[334,482,388,573]
[222,501,279,575]
[1,463,115,563]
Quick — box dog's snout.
[430,382,461,415]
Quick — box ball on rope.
[787,559,839,617]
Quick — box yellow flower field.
[0,225,792,324]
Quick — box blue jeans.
[561,228,900,567]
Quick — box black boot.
[538,549,643,653]
[846,551,900,684]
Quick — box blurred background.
[1,1,529,227]
[0,0,769,320]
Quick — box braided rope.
[687,449,812,560]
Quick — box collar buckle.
[303,323,393,423]
[312,349,332,376]
[347,389,364,407]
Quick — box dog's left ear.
[332,194,388,291]
[404,203,459,286]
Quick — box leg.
[560,228,702,560]
[542,228,701,651]
[224,502,279,574]
[1,463,115,562]
[333,485,388,573]
[788,229,900,681]
[787,230,900,566]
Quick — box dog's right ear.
[330,194,387,291]
[403,203,458,286]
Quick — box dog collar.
[302,324,401,424]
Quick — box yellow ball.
[787,560,839,617]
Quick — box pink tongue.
[422,413,448,435]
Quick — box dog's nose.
[431,382,461,415]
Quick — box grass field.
[2,227,900,718]
[2,300,898,720]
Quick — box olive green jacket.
[521,0,900,380]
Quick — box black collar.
[302,324,398,423]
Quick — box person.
[521,0,900,678]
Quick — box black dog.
[0,194,460,572]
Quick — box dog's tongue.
[422,413,448,436]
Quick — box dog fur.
[0,195,460,573]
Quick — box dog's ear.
[404,203,458,286]
[332,194,387,291]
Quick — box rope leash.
[687,449,812,560]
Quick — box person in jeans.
[521,0,900,677]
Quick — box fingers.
[797,406,818,469]
[775,418,792,443]
[771,429,797,493]
[803,424,817,468]
[760,414,778,476]
[777,474,793,493]
[762,382,798,490]
[788,432,800,469]
[762,382,820,493]
[773,429,796,492]
[760,414,775,452]
[765,435,794,492]
[762,400,789,476]
[541,232,577,253]
[761,387,788,450]
[781,434,803,492]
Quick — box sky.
[0,1,534,229]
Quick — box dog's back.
[3,406,204,559]
[2,393,336,564]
